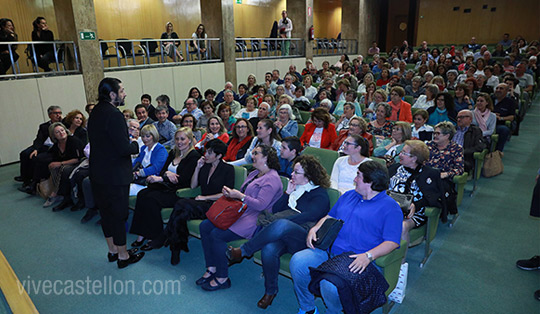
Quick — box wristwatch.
[365,252,373,262]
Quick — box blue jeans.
[290,248,343,314]
[200,219,243,278]
[241,219,308,294]
[495,125,510,151]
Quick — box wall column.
[287,0,314,60]
[53,0,103,103]
[201,0,237,87]
[342,0,379,56]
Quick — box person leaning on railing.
[0,18,18,75]
[31,17,55,72]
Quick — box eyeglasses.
[342,141,358,147]
[349,123,361,128]
[235,125,247,129]
[433,131,445,136]
[51,111,62,115]
[252,151,260,156]
[292,170,305,175]
[456,116,470,119]
[399,151,413,157]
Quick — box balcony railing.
[235,38,304,60]
[0,40,79,78]
[313,38,358,56]
[100,38,222,70]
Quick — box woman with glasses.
[389,140,444,257]
[229,119,282,166]
[330,117,373,155]
[373,121,412,165]
[331,134,371,194]
[226,155,330,309]
[426,122,464,221]
[224,118,254,162]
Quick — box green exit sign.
[79,31,96,40]
[236,0,242,3]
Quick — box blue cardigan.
[132,143,168,177]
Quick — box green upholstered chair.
[297,123,305,137]
[471,149,488,195]
[404,95,414,106]
[490,134,499,153]
[378,239,408,314]
[302,146,339,175]
[453,172,468,208]
[182,165,247,238]
[408,206,442,268]
[299,110,311,124]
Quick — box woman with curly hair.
[64,109,88,145]
[227,155,331,309]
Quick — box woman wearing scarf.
[227,155,330,309]
[472,92,497,139]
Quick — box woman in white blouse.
[330,134,371,194]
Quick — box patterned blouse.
[425,141,464,178]
[367,120,394,138]
[389,165,426,227]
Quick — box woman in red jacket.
[299,108,337,149]
[387,86,413,123]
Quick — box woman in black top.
[165,139,235,265]
[46,122,84,211]
[130,127,200,251]
[161,22,183,61]
[31,17,55,72]
[64,110,88,145]
[0,18,18,75]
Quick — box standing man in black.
[88,78,144,268]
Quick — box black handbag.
[314,217,344,251]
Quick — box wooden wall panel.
[417,0,540,45]
[313,0,342,39]
[233,0,285,38]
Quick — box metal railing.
[0,40,79,78]
[235,38,304,60]
[100,38,222,70]
[313,38,358,56]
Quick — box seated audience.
[363,88,386,121]
[428,92,457,126]
[472,92,497,138]
[216,90,241,116]
[217,103,236,134]
[235,96,259,120]
[405,76,425,101]
[46,122,85,210]
[290,161,402,314]
[161,22,183,61]
[367,103,395,139]
[226,155,330,308]
[187,87,203,106]
[331,117,373,154]
[180,114,202,142]
[195,116,229,150]
[389,140,444,257]
[492,83,517,151]
[197,101,215,131]
[0,18,19,75]
[135,104,154,129]
[331,135,371,193]
[224,118,254,162]
[413,84,438,109]
[130,127,201,251]
[177,98,203,121]
[411,109,434,141]
[302,74,318,100]
[274,104,298,138]
[130,124,168,196]
[453,110,486,173]
[334,90,362,117]
[388,86,413,122]
[215,82,238,104]
[299,108,337,149]
[426,122,464,221]
[165,139,234,265]
[374,121,412,164]
[230,119,282,166]
[156,94,177,122]
[31,17,55,72]
[123,109,135,121]
[376,69,391,87]
[335,102,358,132]
[153,105,177,147]
[197,144,283,291]
[249,102,271,130]
[237,83,249,107]
[278,136,302,178]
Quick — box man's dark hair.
[98,77,122,102]
[156,94,170,106]
[206,139,228,158]
[204,89,217,98]
[357,160,389,192]
[282,136,302,156]
[238,83,248,90]
[134,104,147,112]
[141,94,151,102]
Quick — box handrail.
[313,38,358,56]
[235,37,304,60]
[100,38,222,70]
[0,40,79,78]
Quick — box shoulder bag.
[314,217,344,251]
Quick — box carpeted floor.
[0,96,539,314]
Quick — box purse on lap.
[314,217,344,251]
[206,196,247,230]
